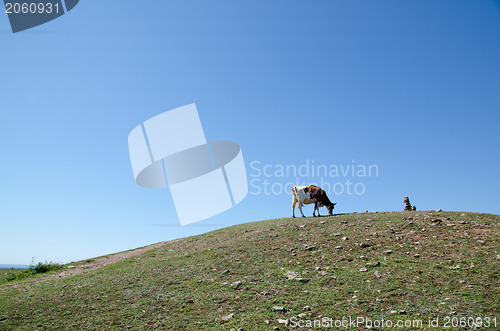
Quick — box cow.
[292,185,336,218]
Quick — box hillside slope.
[1,211,499,330]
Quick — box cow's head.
[327,202,337,216]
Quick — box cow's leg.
[312,204,317,217]
[298,202,305,217]
[317,204,321,217]
[292,199,296,218]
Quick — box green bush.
[5,272,17,281]
[4,261,63,283]
[28,261,62,274]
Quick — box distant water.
[0,264,29,269]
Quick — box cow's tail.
[291,186,303,207]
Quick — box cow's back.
[293,185,318,205]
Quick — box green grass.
[0,211,498,330]
[0,262,63,285]
[0,269,26,285]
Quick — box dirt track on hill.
[55,240,176,278]
[0,240,177,290]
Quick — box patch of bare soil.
[0,240,177,290]
[55,240,176,278]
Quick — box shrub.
[28,261,62,274]
[5,261,63,283]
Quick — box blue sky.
[1,0,499,265]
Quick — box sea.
[0,264,29,269]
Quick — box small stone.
[414,254,421,258]
[278,319,290,326]
[264,320,270,325]
[352,295,358,299]
[296,278,309,283]
[315,267,322,271]
[366,262,380,267]
[284,271,299,280]
[384,250,393,254]
[436,209,442,212]
[359,267,368,272]
[459,280,466,284]
[273,327,280,331]
[221,313,234,321]
[334,233,341,236]
[360,242,372,248]
[497,255,500,260]
[273,306,285,312]
[231,281,242,288]
[390,310,397,314]
[300,224,306,228]
[400,310,406,314]
[67,266,76,269]
[222,269,230,274]
[335,246,342,249]
[342,237,348,241]
[303,306,311,311]
[298,313,306,318]
[374,270,382,278]
[319,221,325,224]
[318,271,327,276]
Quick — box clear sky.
[1,0,499,265]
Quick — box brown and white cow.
[292,185,336,218]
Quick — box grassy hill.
[0,211,499,330]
